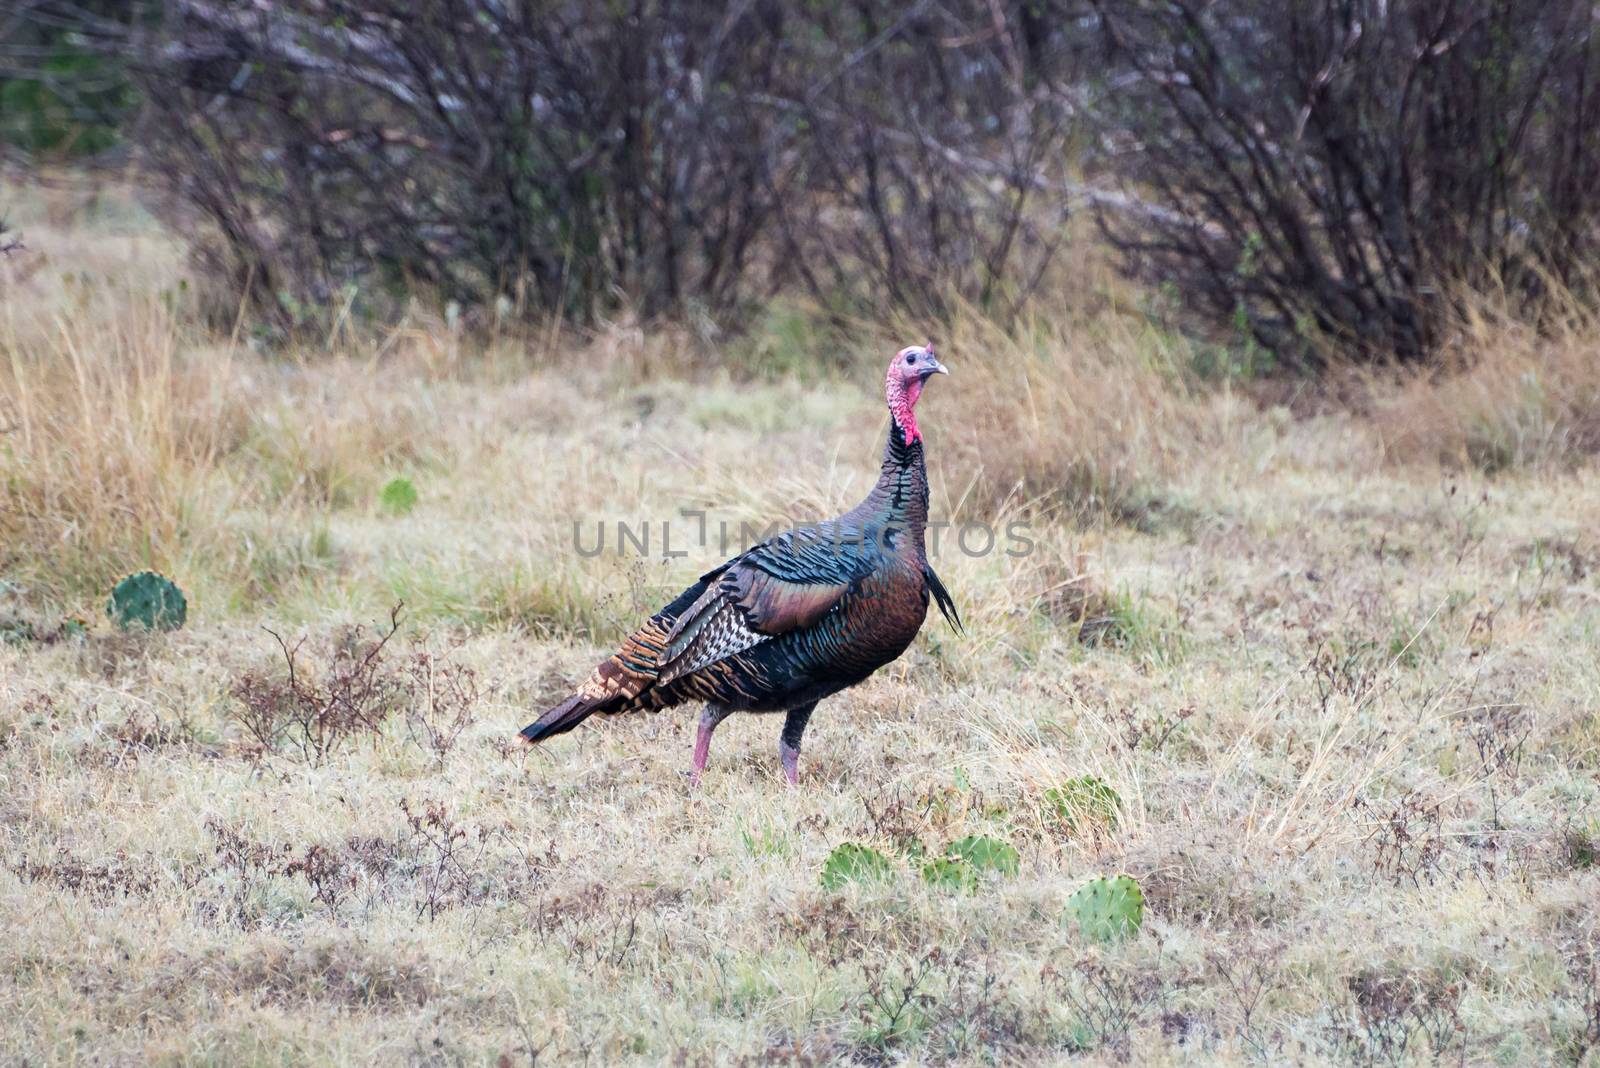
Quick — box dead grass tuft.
[887,289,1217,525]
[1371,289,1600,471]
[10,846,159,902]
[179,939,442,1009]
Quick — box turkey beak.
[928,358,949,378]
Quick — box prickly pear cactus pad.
[1044,776,1123,835]
[920,856,979,892]
[1065,874,1145,943]
[819,843,896,890]
[944,835,1020,877]
[106,571,187,631]
[380,477,418,515]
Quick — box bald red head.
[884,343,949,444]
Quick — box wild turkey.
[520,343,961,784]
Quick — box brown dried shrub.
[229,607,404,764]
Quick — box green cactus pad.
[1044,776,1123,835]
[918,836,1020,893]
[106,571,187,631]
[920,856,979,892]
[380,477,418,515]
[820,843,896,890]
[1065,874,1145,943]
[944,835,1020,877]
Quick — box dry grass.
[4,183,1600,1065]
[1370,290,1600,473]
[906,293,1216,527]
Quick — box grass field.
[3,185,1599,1066]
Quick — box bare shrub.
[204,803,546,925]
[920,954,1035,1062]
[229,605,404,764]
[60,1,1079,335]
[1208,941,1285,1058]
[855,948,943,1053]
[1113,705,1195,755]
[759,3,1078,325]
[1042,953,1170,1058]
[1090,0,1600,367]
[204,817,291,927]
[1352,791,1451,888]
[397,799,483,921]
[282,844,357,915]
[1460,704,1528,787]
[227,612,490,768]
[1322,970,1466,1066]
[10,847,157,902]
[1307,640,1388,708]
[81,709,206,768]
[395,798,548,920]
[770,897,867,969]
[123,0,797,333]
[567,891,652,972]
[401,651,479,764]
[1565,946,1600,1063]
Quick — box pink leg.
[689,705,732,787]
[779,740,801,786]
[778,703,816,787]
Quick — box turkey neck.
[846,418,928,559]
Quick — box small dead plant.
[1353,791,1452,888]
[401,650,480,763]
[229,604,405,764]
[1323,970,1466,1067]
[1042,953,1169,1060]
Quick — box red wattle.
[885,372,924,444]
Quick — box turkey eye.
[904,354,915,364]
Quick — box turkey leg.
[778,702,818,786]
[690,703,734,786]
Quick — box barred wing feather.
[657,527,867,685]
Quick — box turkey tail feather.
[925,563,964,635]
[520,572,723,747]
[520,693,603,744]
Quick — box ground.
[1,184,1598,1066]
